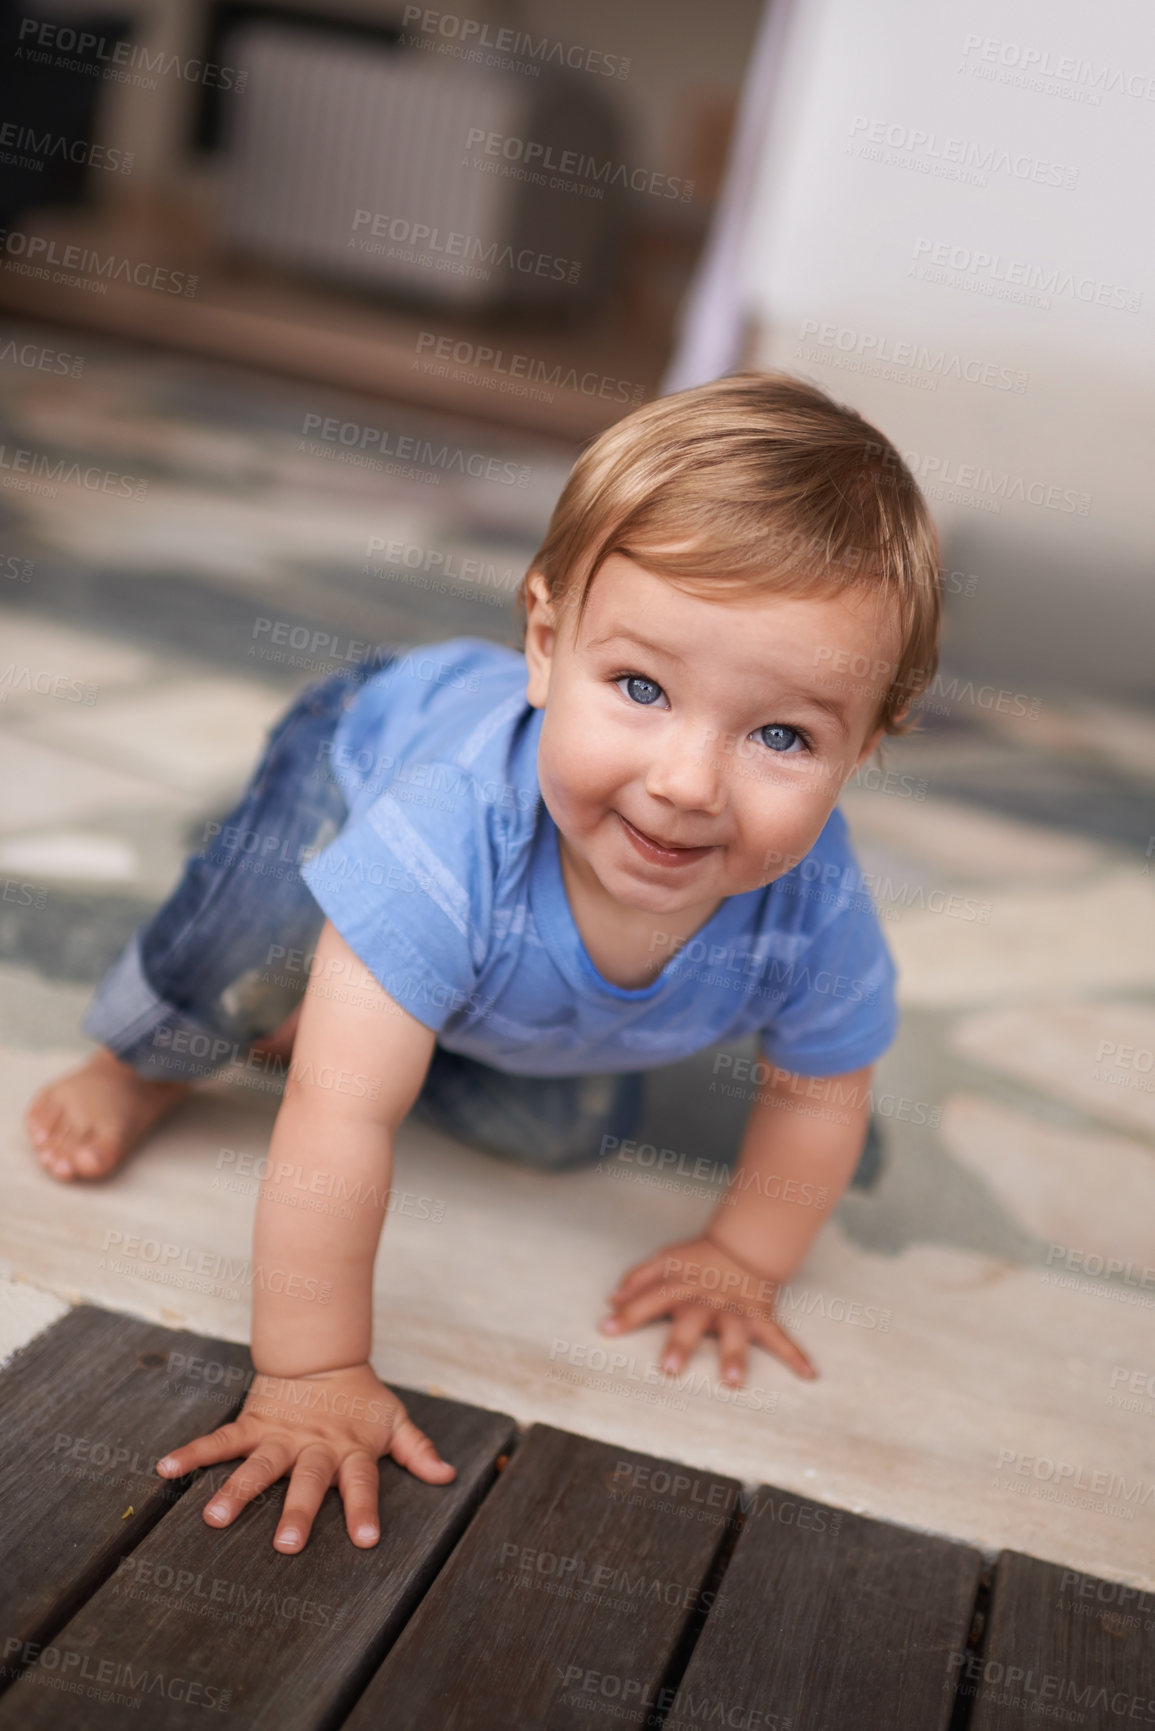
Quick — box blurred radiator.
[218,22,622,312]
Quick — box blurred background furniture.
[0,0,762,437]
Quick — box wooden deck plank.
[343,1423,742,1731]
[663,1489,983,1731]
[0,1372,516,1730]
[0,1304,252,1672]
[966,1551,1155,1730]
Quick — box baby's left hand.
[599,1234,817,1387]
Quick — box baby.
[26,372,941,1554]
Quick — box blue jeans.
[83,655,645,1171]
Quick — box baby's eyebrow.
[769,689,852,738]
[584,629,686,664]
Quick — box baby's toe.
[27,1098,99,1180]
[72,1139,120,1179]
[35,1140,77,1181]
[26,1106,70,1176]
[25,1092,60,1148]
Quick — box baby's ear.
[523,571,556,709]
[853,721,887,771]
[529,571,554,612]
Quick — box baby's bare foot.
[25,1049,189,1182]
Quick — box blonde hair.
[514,370,942,733]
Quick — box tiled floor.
[2,325,1153,1587]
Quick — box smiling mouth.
[617,813,716,865]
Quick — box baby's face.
[525,552,902,918]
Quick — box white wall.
[739,0,1155,696]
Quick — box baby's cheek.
[743,793,832,881]
[553,751,605,813]
[564,733,629,806]
[542,750,613,841]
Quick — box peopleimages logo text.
[17,17,247,87]
[912,238,1140,312]
[351,210,581,283]
[400,7,630,78]
[0,228,197,294]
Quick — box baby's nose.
[644,740,726,814]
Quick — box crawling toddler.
[26,372,941,1553]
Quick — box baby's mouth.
[617,813,717,865]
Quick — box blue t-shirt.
[300,636,899,1078]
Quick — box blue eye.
[759,724,803,753]
[618,674,664,706]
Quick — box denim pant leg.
[410,1045,647,1172]
[81,664,390,1081]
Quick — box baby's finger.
[337,1451,382,1547]
[388,1417,456,1484]
[600,1283,682,1337]
[751,1313,818,1380]
[607,1251,671,1304]
[716,1313,749,1387]
[201,1441,294,1528]
[275,1444,337,1553]
[156,1422,250,1481]
[660,1305,709,1375]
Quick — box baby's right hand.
[156,1361,456,1553]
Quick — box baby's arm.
[601,1063,876,1386]
[156,920,448,1552]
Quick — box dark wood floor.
[0,1306,1149,1728]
